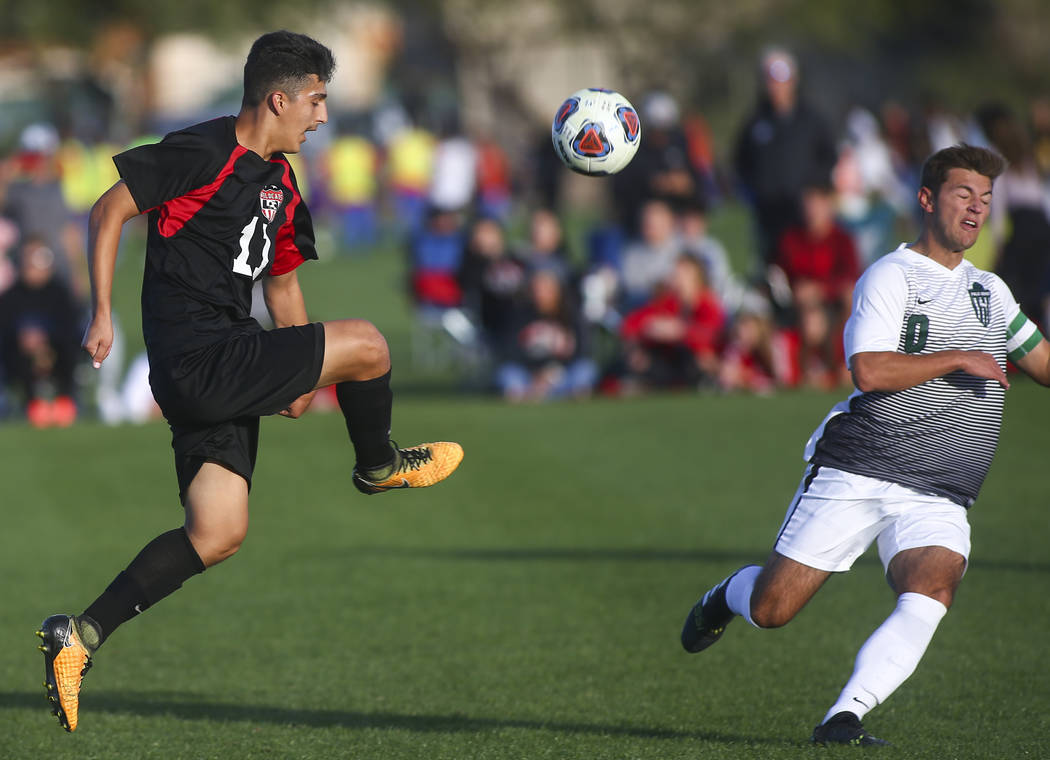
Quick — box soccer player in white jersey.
[680,144,1050,746]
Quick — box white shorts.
[773,465,971,573]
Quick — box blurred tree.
[1,0,337,44]
[437,0,1050,162]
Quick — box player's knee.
[211,537,244,565]
[353,320,389,370]
[328,319,389,375]
[189,524,247,567]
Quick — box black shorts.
[148,322,325,502]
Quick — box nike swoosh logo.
[917,297,933,304]
[134,604,144,614]
[388,479,411,489]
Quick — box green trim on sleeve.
[1007,311,1028,336]
[1008,327,1044,362]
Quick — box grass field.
[1,381,1047,759]
[1,211,1046,758]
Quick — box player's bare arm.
[850,349,1009,392]
[263,270,317,418]
[1014,338,1050,386]
[263,269,309,328]
[83,180,140,368]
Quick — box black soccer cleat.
[811,711,890,747]
[37,614,94,732]
[681,567,751,653]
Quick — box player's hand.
[279,389,317,419]
[82,314,114,369]
[958,350,1010,389]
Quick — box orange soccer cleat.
[352,441,463,494]
[37,615,94,732]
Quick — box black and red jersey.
[114,116,317,358]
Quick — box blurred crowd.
[3,47,1050,423]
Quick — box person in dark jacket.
[0,237,83,425]
[734,47,838,269]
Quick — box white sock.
[725,564,763,628]
[822,592,947,724]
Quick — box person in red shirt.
[774,182,860,387]
[775,182,860,311]
[718,295,800,393]
[620,254,725,390]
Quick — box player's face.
[923,168,993,253]
[280,75,328,152]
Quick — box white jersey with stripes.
[804,244,1040,507]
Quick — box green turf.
[1,381,1047,759]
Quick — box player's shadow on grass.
[341,546,1050,574]
[5,690,784,745]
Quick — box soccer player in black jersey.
[35,31,462,732]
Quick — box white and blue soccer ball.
[551,88,641,176]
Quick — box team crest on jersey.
[259,185,284,223]
[968,282,990,326]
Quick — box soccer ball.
[551,88,641,176]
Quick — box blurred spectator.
[428,118,477,213]
[681,109,721,204]
[2,123,87,296]
[792,296,849,389]
[841,107,913,215]
[678,197,740,313]
[0,218,16,418]
[619,255,725,391]
[620,197,681,308]
[774,182,860,317]
[835,106,911,266]
[833,144,899,267]
[922,93,965,152]
[386,124,436,235]
[458,216,525,353]
[322,130,380,250]
[976,103,1050,330]
[497,267,596,402]
[57,135,121,226]
[719,293,799,393]
[880,100,925,196]
[0,217,18,295]
[474,134,513,221]
[408,206,466,311]
[0,239,83,426]
[772,183,859,389]
[1031,97,1050,177]
[733,47,837,269]
[527,126,566,210]
[612,91,704,236]
[97,351,162,426]
[517,208,571,280]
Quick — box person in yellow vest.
[322,131,377,250]
[58,138,121,222]
[386,125,435,235]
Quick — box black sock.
[81,527,205,648]
[335,370,394,470]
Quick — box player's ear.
[917,186,935,214]
[267,91,284,116]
